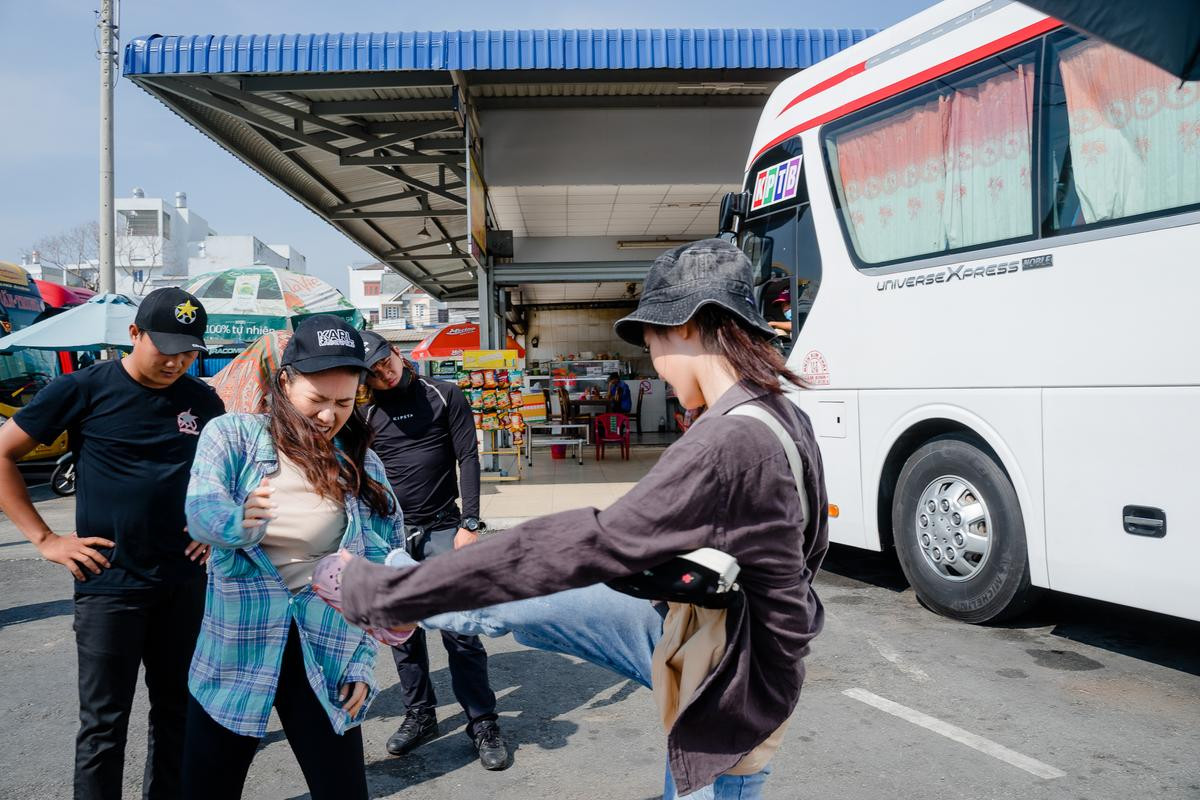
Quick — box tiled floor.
[480,445,665,525]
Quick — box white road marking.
[843,687,1067,780]
[867,636,930,682]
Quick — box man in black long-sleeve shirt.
[359,331,509,770]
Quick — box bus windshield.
[739,204,821,356]
[0,261,59,408]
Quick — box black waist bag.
[607,403,808,609]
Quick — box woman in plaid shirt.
[181,317,400,800]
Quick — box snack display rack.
[454,365,526,482]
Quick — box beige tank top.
[651,602,789,776]
[259,453,347,592]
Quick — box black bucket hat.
[614,238,776,347]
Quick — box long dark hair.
[267,366,395,518]
[650,305,802,394]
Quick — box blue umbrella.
[0,293,140,353]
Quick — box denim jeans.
[390,550,771,799]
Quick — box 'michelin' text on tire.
[892,435,1038,623]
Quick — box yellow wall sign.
[463,349,519,370]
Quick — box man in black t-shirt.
[0,287,224,800]
[358,330,509,771]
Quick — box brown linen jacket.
[343,381,829,795]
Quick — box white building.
[49,189,308,296]
[346,262,386,326]
[346,261,460,330]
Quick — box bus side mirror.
[718,191,750,236]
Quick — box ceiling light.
[417,221,431,240]
[616,238,695,250]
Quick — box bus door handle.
[1122,506,1166,538]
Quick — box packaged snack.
[469,389,484,411]
[496,370,509,388]
[482,390,498,411]
[483,369,498,389]
[509,414,525,432]
[456,370,470,389]
[511,430,525,447]
[508,369,524,385]
[473,412,483,430]
[470,371,485,389]
[497,392,511,411]
[509,390,524,408]
[481,413,499,431]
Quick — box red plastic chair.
[594,413,631,460]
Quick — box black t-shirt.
[364,377,480,528]
[15,361,226,594]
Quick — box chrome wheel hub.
[914,475,992,582]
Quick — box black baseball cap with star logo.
[134,287,209,354]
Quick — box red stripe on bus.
[751,16,1061,164]
[775,61,866,117]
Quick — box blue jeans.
[391,552,771,799]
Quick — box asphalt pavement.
[2,489,1198,799]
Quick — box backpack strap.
[728,404,809,523]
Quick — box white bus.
[721,0,1200,623]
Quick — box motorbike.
[50,451,76,497]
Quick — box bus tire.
[891,435,1038,623]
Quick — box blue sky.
[0,0,930,291]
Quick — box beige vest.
[260,453,347,592]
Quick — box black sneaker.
[471,719,510,771]
[386,710,438,756]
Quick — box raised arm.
[186,416,272,549]
[341,435,724,629]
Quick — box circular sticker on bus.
[799,350,830,387]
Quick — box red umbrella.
[34,280,95,309]
[409,323,524,360]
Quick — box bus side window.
[823,44,1040,268]
[1045,32,1200,232]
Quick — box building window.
[1044,33,1200,233]
[162,212,171,240]
[119,209,160,237]
[383,305,402,320]
[363,281,381,296]
[368,310,380,324]
[824,45,1038,267]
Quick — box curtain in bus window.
[834,98,950,263]
[1058,40,1200,224]
[943,65,1035,249]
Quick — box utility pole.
[98,0,117,294]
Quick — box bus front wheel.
[892,435,1038,623]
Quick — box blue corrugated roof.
[123,28,875,75]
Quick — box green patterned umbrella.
[184,267,361,343]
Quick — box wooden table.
[573,398,611,420]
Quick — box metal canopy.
[123,28,875,299]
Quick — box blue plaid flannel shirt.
[185,413,404,737]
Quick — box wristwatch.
[461,516,484,532]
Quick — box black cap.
[613,238,776,347]
[134,287,209,354]
[359,330,393,368]
[281,315,367,373]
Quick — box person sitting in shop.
[607,372,632,414]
